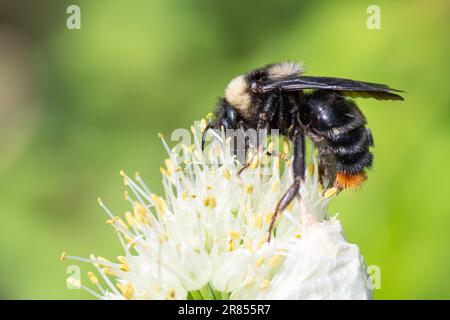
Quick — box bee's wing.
[260,76,404,101]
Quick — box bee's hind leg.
[268,130,305,241]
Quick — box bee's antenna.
[201,122,213,151]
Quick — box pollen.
[229,230,241,240]
[334,172,367,189]
[324,187,338,198]
[150,194,167,213]
[117,283,134,300]
[250,155,259,169]
[120,263,130,272]
[223,168,231,180]
[252,214,263,229]
[269,254,283,269]
[308,164,314,176]
[203,195,217,208]
[255,256,265,268]
[125,211,136,226]
[87,272,99,285]
[200,119,207,132]
[166,288,176,300]
[164,159,175,174]
[283,138,290,154]
[60,251,67,262]
[260,279,270,290]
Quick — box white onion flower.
[61,119,372,300]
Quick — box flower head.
[62,120,371,300]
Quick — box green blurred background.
[0,0,449,299]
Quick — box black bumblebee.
[202,62,403,237]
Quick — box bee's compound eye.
[250,81,261,93]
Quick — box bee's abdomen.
[303,91,374,189]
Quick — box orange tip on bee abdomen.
[334,171,367,190]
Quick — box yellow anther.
[229,230,240,240]
[117,283,134,300]
[255,256,265,268]
[246,184,253,194]
[160,167,169,177]
[250,155,259,169]
[119,170,126,177]
[158,232,169,243]
[205,112,213,121]
[119,264,130,272]
[117,256,127,264]
[260,236,269,248]
[324,187,338,198]
[158,133,164,139]
[151,194,167,213]
[264,213,274,226]
[287,201,294,211]
[247,151,254,163]
[125,211,136,226]
[97,197,103,205]
[134,203,148,223]
[242,275,255,287]
[102,267,116,276]
[228,239,235,251]
[252,214,263,229]
[271,181,280,192]
[164,158,175,174]
[200,119,207,132]
[166,288,176,300]
[267,142,274,154]
[203,195,217,208]
[87,272,98,285]
[223,168,231,180]
[283,138,290,153]
[308,163,314,175]
[190,126,196,134]
[269,254,283,268]
[182,190,189,200]
[124,191,129,200]
[260,279,270,290]
[59,251,67,262]
[125,235,138,246]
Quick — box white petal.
[261,219,372,300]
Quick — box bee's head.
[223,62,302,119]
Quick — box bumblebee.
[202,62,404,237]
